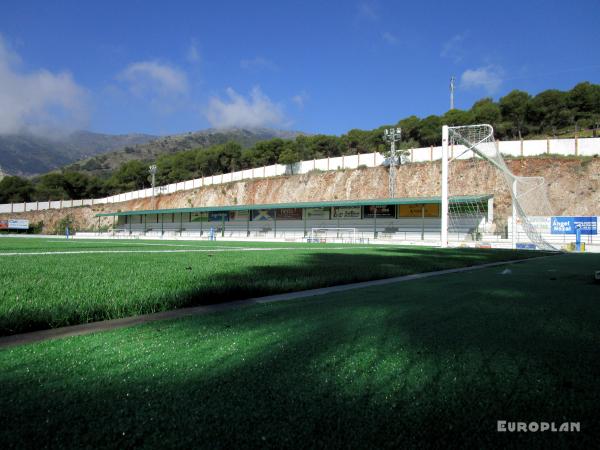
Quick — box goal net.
[308,228,358,243]
[444,124,556,251]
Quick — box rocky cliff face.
[2,157,598,234]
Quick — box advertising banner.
[522,216,551,233]
[191,212,208,222]
[305,207,330,220]
[276,208,303,220]
[209,211,229,222]
[363,205,395,219]
[551,216,597,235]
[398,203,440,218]
[0,220,8,229]
[252,209,276,221]
[230,210,250,221]
[333,206,361,219]
[7,219,29,229]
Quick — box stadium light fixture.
[383,127,402,198]
[149,165,157,210]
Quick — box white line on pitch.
[0,246,377,256]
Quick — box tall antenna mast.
[450,76,455,110]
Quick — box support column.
[303,209,307,237]
[373,207,377,239]
[487,197,494,224]
[441,126,449,248]
[421,205,425,241]
[273,209,277,238]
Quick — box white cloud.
[206,87,285,129]
[0,35,88,134]
[441,33,467,63]
[187,40,200,64]
[292,91,308,109]
[240,57,278,72]
[460,65,504,94]
[382,31,398,45]
[356,1,379,21]
[118,61,188,97]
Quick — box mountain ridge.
[0,128,303,178]
[0,131,157,177]
[64,127,305,177]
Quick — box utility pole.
[149,165,157,210]
[450,76,455,110]
[383,127,402,198]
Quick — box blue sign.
[551,217,597,235]
[516,243,537,250]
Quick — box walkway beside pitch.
[0,256,552,349]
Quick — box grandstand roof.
[96,195,492,217]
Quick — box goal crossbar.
[308,228,358,243]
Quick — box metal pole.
[421,205,425,241]
[441,126,449,248]
[512,179,517,249]
[450,76,455,110]
[303,209,307,237]
[373,207,377,239]
[149,165,157,211]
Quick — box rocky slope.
[2,157,598,234]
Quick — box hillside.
[0,131,157,177]
[2,157,598,234]
[64,128,304,177]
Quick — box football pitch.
[0,243,598,447]
[0,237,545,336]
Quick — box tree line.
[2,81,599,204]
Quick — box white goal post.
[308,228,358,243]
[441,124,556,251]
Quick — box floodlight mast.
[450,76,455,110]
[383,127,402,198]
[149,164,157,210]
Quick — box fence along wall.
[1,136,599,214]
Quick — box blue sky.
[1,0,599,136]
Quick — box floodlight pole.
[383,127,402,198]
[450,76,455,110]
[441,125,449,248]
[149,165,157,210]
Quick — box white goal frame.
[441,124,556,251]
[308,228,358,243]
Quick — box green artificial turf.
[0,253,598,448]
[0,238,544,335]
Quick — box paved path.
[0,256,549,349]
